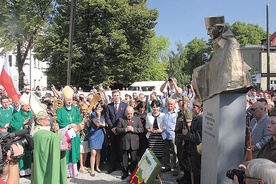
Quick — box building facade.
[0,50,48,91]
[241,32,276,90]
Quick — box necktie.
[128,119,131,125]
[114,103,118,114]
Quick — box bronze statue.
[192,16,252,102]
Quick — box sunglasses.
[250,107,258,111]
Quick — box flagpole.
[67,0,76,86]
[266,1,270,90]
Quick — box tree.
[0,0,53,90]
[166,39,212,87]
[230,21,266,46]
[141,36,170,81]
[35,0,159,89]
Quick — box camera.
[0,129,34,171]
[226,168,245,184]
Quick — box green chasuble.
[56,106,82,164]
[31,129,67,184]
[0,108,13,127]
[10,110,33,132]
[10,110,33,171]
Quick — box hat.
[19,93,30,106]
[30,93,46,119]
[193,100,202,108]
[177,96,190,102]
[204,16,225,30]
[62,86,74,99]
[183,96,190,102]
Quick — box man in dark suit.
[116,106,144,179]
[105,89,128,174]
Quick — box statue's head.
[204,16,231,40]
[204,16,225,30]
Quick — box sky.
[146,0,276,51]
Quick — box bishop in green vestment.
[29,92,85,184]
[56,86,82,177]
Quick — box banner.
[0,58,21,102]
[251,74,261,84]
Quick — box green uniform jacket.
[175,108,192,146]
[0,108,13,128]
[56,106,82,164]
[257,138,276,163]
[31,129,67,184]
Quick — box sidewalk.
[19,164,180,184]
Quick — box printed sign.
[129,149,162,184]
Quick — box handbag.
[196,131,202,155]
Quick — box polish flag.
[0,58,21,103]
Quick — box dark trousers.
[177,143,191,172]
[163,139,177,169]
[122,149,137,174]
[191,154,201,184]
[109,131,122,169]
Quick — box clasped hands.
[148,129,162,134]
[125,126,133,132]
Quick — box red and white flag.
[0,58,21,103]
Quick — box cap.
[62,86,74,99]
[177,96,190,102]
[19,93,30,106]
[30,93,46,119]
[204,16,225,30]
[193,100,202,108]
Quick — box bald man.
[162,98,179,175]
[250,101,271,158]
[116,106,144,180]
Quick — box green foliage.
[140,36,170,81]
[231,21,266,46]
[167,21,266,88]
[0,0,52,89]
[35,0,159,89]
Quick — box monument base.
[201,93,246,184]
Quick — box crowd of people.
[1,78,276,184]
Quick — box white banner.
[251,74,261,84]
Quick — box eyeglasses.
[250,107,258,111]
[243,174,262,182]
[269,120,276,125]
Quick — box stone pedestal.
[201,93,246,184]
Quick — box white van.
[128,81,165,92]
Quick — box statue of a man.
[192,16,252,102]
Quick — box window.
[8,55,12,67]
